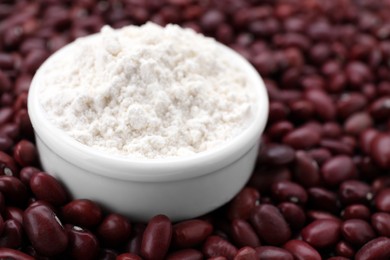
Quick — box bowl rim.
[28,32,269,182]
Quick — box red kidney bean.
[301,219,341,248]
[283,240,321,260]
[339,180,372,205]
[341,219,375,246]
[336,240,355,258]
[97,213,131,247]
[227,187,259,220]
[61,199,102,228]
[308,187,340,213]
[289,100,315,121]
[248,166,291,194]
[19,166,40,186]
[306,210,340,222]
[372,176,390,194]
[355,237,390,260]
[0,248,34,260]
[370,134,390,168]
[0,151,18,177]
[208,257,227,260]
[293,151,320,188]
[283,126,321,149]
[0,219,23,249]
[255,246,293,260]
[321,155,356,187]
[141,214,172,260]
[0,135,13,152]
[259,144,295,165]
[268,102,289,123]
[342,204,371,220]
[65,225,99,260]
[271,180,307,205]
[30,172,68,206]
[337,93,367,118]
[233,247,257,260]
[320,139,354,155]
[374,188,390,212]
[230,219,260,248]
[307,148,332,166]
[202,236,237,260]
[126,223,145,255]
[328,257,350,260]
[250,204,291,245]
[0,175,28,206]
[322,122,342,139]
[23,204,68,256]
[359,129,379,154]
[278,202,306,230]
[371,212,390,237]
[344,112,373,136]
[166,249,203,260]
[304,89,336,121]
[117,253,143,260]
[4,206,23,224]
[172,219,213,248]
[98,248,117,260]
[369,97,390,121]
[267,121,294,141]
[13,140,38,167]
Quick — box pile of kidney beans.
[0,0,390,259]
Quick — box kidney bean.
[166,249,203,260]
[250,204,291,245]
[301,219,341,248]
[355,237,390,260]
[306,210,340,222]
[370,134,390,168]
[372,176,390,194]
[307,148,332,165]
[255,246,293,260]
[374,188,390,212]
[208,257,227,260]
[227,187,259,221]
[344,112,373,136]
[4,206,23,224]
[126,223,145,255]
[233,247,257,260]
[342,204,371,220]
[30,172,68,206]
[0,219,23,248]
[341,219,375,246]
[336,240,355,258]
[328,257,350,260]
[23,204,68,256]
[117,253,143,260]
[230,219,260,248]
[292,151,320,188]
[267,121,294,141]
[19,166,40,186]
[283,126,321,149]
[98,248,117,260]
[271,180,307,205]
[268,102,289,123]
[304,89,336,121]
[339,180,372,205]
[97,213,131,247]
[13,140,38,167]
[320,139,354,155]
[259,144,295,165]
[336,93,367,119]
[172,219,213,248]
[371,212,390,237]
[141,214,172,260]
[321,155,356,187]
[359,129,379,154]
[0,248,34,260]
[283,240,321,260]
[369,96,390,121]
[0,175,28,206]
[202,236,237,260]
[0,151,18,177]
[65,225,99,260]
[278,202,306,230]
[61,199,102,228]
[248,166,291,194]
[308,187,340,213]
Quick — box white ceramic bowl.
[27,35,269,222]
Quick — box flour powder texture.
[38,22,254,159]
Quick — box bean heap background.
[0,0,390,259]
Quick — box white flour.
[38,23,253,159]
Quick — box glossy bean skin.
[370,134,390,168]
[301,219,341,248]
[65,225,99,260]
[61,199,103,228]
[13,140,38,167]
[0,175,28,206]
[166,249,203,260]
[0,151,18,177]
[271,180,308,205]
[255,246,293,260]
[335,240,355,258]
[172,219,213,248]
[321,156,356,187]
[339,180,372,205]
[283,240,321,260]
[30,172,68,206]
[0,248,34,260]
[116,253,143,260]
[140,215,172,260]
[233,247,257,260]
[278,202,306,230]
[342,204,371,220]
[227,187,260,220]
[202,235,237,260]
[230,219,260,248]
[371,212,390,236]
[23,204,68,256]
[19,166,40,186]
[341,219,375,246]
[0,219,23,248]
[293,150,320,188]
[250,204,291,245]
[374,188,390,212]
[259,144,295,165]
[355,237,390,260]
[97,213,131,247]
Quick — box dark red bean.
[374,188,390,212]
[359,129,379,154]
[307,148,332,166]
[321,155,356,187]
[355,237,390,260]
[342,204,371,220]
[97,213,131,247]
[172,219,213,248]
[337,93,367,119]
[233,247,257,260]
[0,219,23,248]
[267,121,294,140]
[344,112,373,136]
[305,89,336,121]
[259,144,295,165]
[4,206,23,224]
[13,140,38,167]
[369,97,390,121]
[202,236,237,260]
[308,187,340,213]
[283,126,321,149]
[0,175,28,206]
[166,249,203,260]
[306,210,340,222]
[372,176,390,194]
[328,257,350,260]
[336,240,355,258]
[98,248,117,260]
[370,134,390,168]
[23,204,68,256]
[0,151,18,177]
[255,246,293,260]
[227,187,259,220]
[117,253,143,260]
[248,166,291,194]
[283,240,321,260]
[278,202,306,230]
[301,219,341,248]
[293,151,320,188]
[250,204,291,245]
[0,248,34,260]
[61,199,102,228]
[371,212,390,237]
[339,180,372,205]
[19,166,40,186]
[341,219,375,246]
[320,139,354,155]
[230,219,260,248]
[141,214,172,260]
[271,180,307,205]
[65,225,99,260]
[30,172,68,206]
